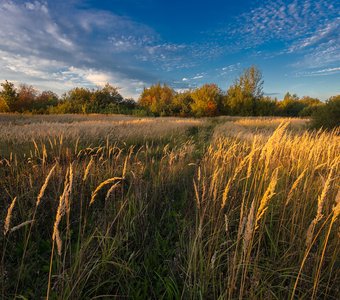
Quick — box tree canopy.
[1,64,339,130]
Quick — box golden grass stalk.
[285,169,307,206]
[83,157,94,181]
[221,152,251,208]
[255,168,278,230]
[53,189,68,256]
[243,199,255,254]
[246,142,257,179]
[4,197,17,235]
[90,177,124,206]
[306,160,338,248]
[36,163,57,207]
[52,168,71,256]
[105,182,121,201]
[224,214,229,235]
[315,161,337,221]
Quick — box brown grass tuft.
[4,197,17,235]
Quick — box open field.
[1,114,339,299]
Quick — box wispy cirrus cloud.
[216,0,340,78]
[294,67,340,77]
[224,0,337,48]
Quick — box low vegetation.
[1,115,339,299]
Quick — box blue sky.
[0,0,339,99]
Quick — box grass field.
[1,114,339,299]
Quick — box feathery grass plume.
[260,121,289,169]
[305,161,337,248]
[53,183,69,256]
[247,138,258,179]
[305,219,317,249]
[221,152,250,208]
[105,182,121,201]
[243,199,256,254]
[4,197,17,235]
[224,214,229,235]
[285,169,307,206]
[10,220,34,233]
[52,168,71,256]
[36,163,57,207]
[122,147,134,178]
[65,163,73,233]
[42,144,47,166]
[90,177,124,206]
[193,179,200,209]
[315,160,337,221]
[255,168,278,230]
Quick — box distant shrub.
[0,96,9,112]
[310,95,340,129]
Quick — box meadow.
[0,114,339,299]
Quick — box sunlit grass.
[1,114,339,299]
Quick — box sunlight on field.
[0,114,203,146]
[1,115,339,299]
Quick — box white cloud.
[224,0,338,49]
[294,67,340,77]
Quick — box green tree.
[298,96,322,117]
[138,83,175,116]
[172,91,194,116]
[16,84,37,112]
[62,87,92,113]
[225,66,264,115]
[256,96,278,116]
[90,84,123,112]
[0,80,18,112]
[311,95,340,129]
[191,84,223,117]
[0,96,9,112]
[278,92,305,116]
[34,91,59,113]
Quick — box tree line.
[0,66,339,128]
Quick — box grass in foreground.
[0,115,339,299]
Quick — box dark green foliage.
[0,80,18,112]
[310,95,340,129]
[172,91,194,116]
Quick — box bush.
[310,95,340,129]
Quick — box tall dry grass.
[0,115,339,299]
[185,120,340,299]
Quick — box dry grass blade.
[83,157,94,181]
[243,199,256,254]
[52,167,72,256]
[90,177,124,206]
[316,160,337,221]
[255,168,278,230]
[105,182,121,201]
[4,197,17,235]
[10,220,35,233]
[285,169,307,206]
[36,163,57,207]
